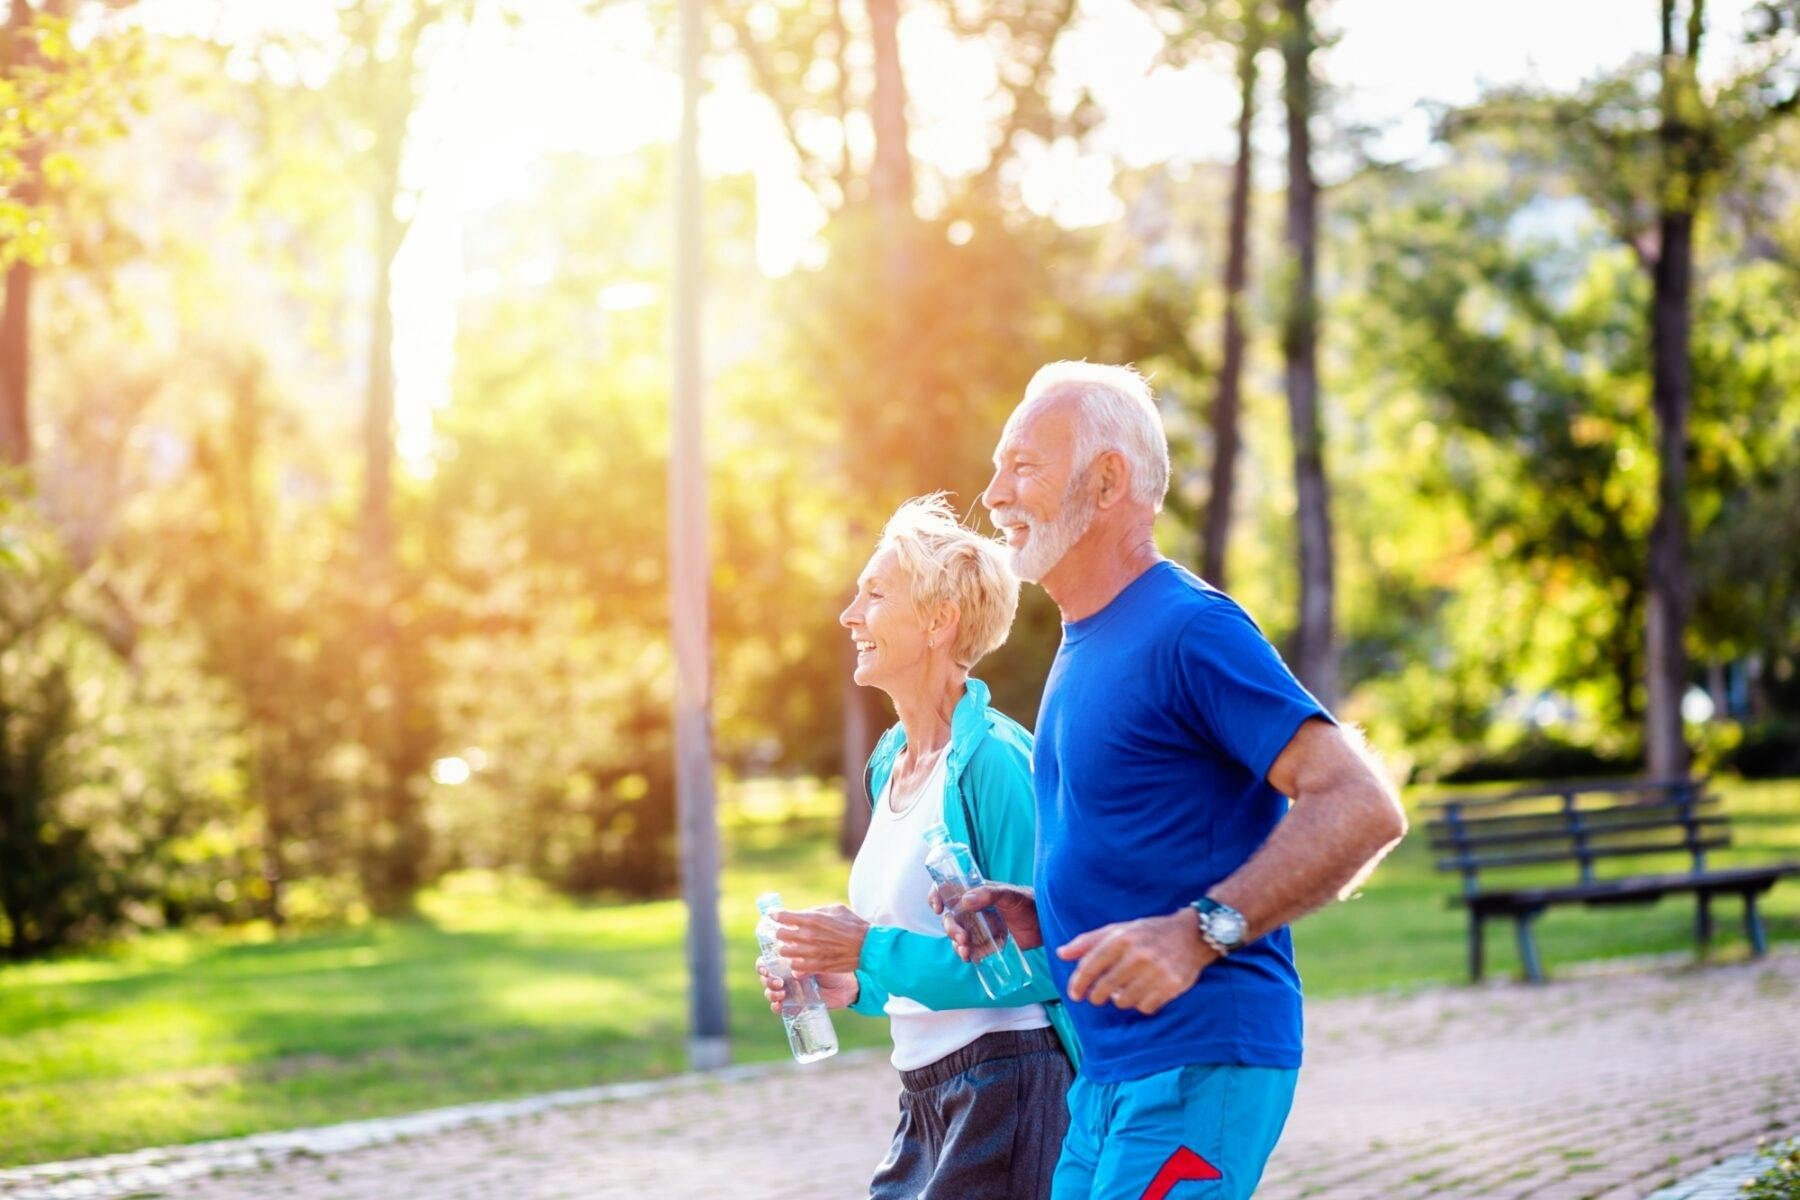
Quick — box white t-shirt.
[847,744,1050,1072]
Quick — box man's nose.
[981,470,1008,511]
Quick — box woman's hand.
[755,961,859,1012]
[772,904,871,976]
[810,971,859,1010]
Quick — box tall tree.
[865,0,911,222]
[1157,0,1272,588]
[0,0,63,467]
[1454,0,1800,774]
[1203,5,1265,589]
[339,0,471,907]
[234,0,477,908]
[719,0,1082,854]
[1643,0,1704,777]
[1279,0,1338,705]
[0,0,137,468]
[836,0,913,854]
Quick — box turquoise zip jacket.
[849,678,1081,1068]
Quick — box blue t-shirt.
[1033,561,1330,1083]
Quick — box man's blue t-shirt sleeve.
[1173,603,1333,784]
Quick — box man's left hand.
[1058,910,1217,1015]
[774,905,871,976]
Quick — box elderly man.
[948,361,1408,1200]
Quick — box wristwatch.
[1189,896,1247,956]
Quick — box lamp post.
[670,0,729,1072]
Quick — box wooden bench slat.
[1422,776,1704,810]
[1436,834,1730,873]
[1465,863,1800,911]
[1426,797,1719,838]
[1428,814,1728,851]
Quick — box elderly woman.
[760,494,1078,1200]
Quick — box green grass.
[1,777,1795,1167]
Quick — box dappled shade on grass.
[1,779,1795,1167]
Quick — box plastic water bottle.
[754,892,839,1064]
[922,822,1032,1000]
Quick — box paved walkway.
[7,953,1797,1200]
[1642,1150,1781,1200]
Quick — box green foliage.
[1730,721,1800,779]
[1332,135,1800,765]
[1434,734,1643,786]
[0,523,101,958]
[1743,1140,1800,1200]
[0,9,145,267]
[0,496,250,958]
[1,0,1796,972]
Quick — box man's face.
[981,395,1096,584]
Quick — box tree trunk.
[1645,0,1698,779]
[865,0,911,223]
[840,0,913,857]
[360,99,428,910]
[1203,35,1259,590]
[1280,0,1337,707]
[0,0,55,468]
[360,168,402,570]
[1645,209,1694,777]
[831,0,853,201]
[0,255,31,469]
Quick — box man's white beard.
[998,476,1096,584]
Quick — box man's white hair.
[1021,361,1170,512]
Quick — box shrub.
[1742,1140,1800,1200]
[1434,735,1643,785]
[1727,721,1800,780]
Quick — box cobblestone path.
[13,953,1799,1200]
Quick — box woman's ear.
[931,600,961,649]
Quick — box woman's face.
[839,548,932,693]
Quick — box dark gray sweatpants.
[869,1027,1074,1200]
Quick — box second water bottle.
[922,822,1032,1000]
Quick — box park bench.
[1426,777,1798,983]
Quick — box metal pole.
[671,0,729,1072]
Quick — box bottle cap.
[922,822,951,845]
[755,891,783,914]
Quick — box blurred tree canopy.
[0,0,1796,956]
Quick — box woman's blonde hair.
[877,493,1020,668]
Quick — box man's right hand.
[930,883,1043,958]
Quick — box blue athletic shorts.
[1050,1063,1298,1200]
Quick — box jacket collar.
[868,677,993,801]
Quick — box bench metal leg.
[1745,893,1769,957]
[1514,912,1546,984]
[1469,914,1485,982]
[1696,892,1713,953]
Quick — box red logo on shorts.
[1139,1146,1223,1200]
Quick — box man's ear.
[1094,450,1131,509]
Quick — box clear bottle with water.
[754,892,839,1064]
[922,822,1032,1000]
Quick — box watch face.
[1208,909,1246,947]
